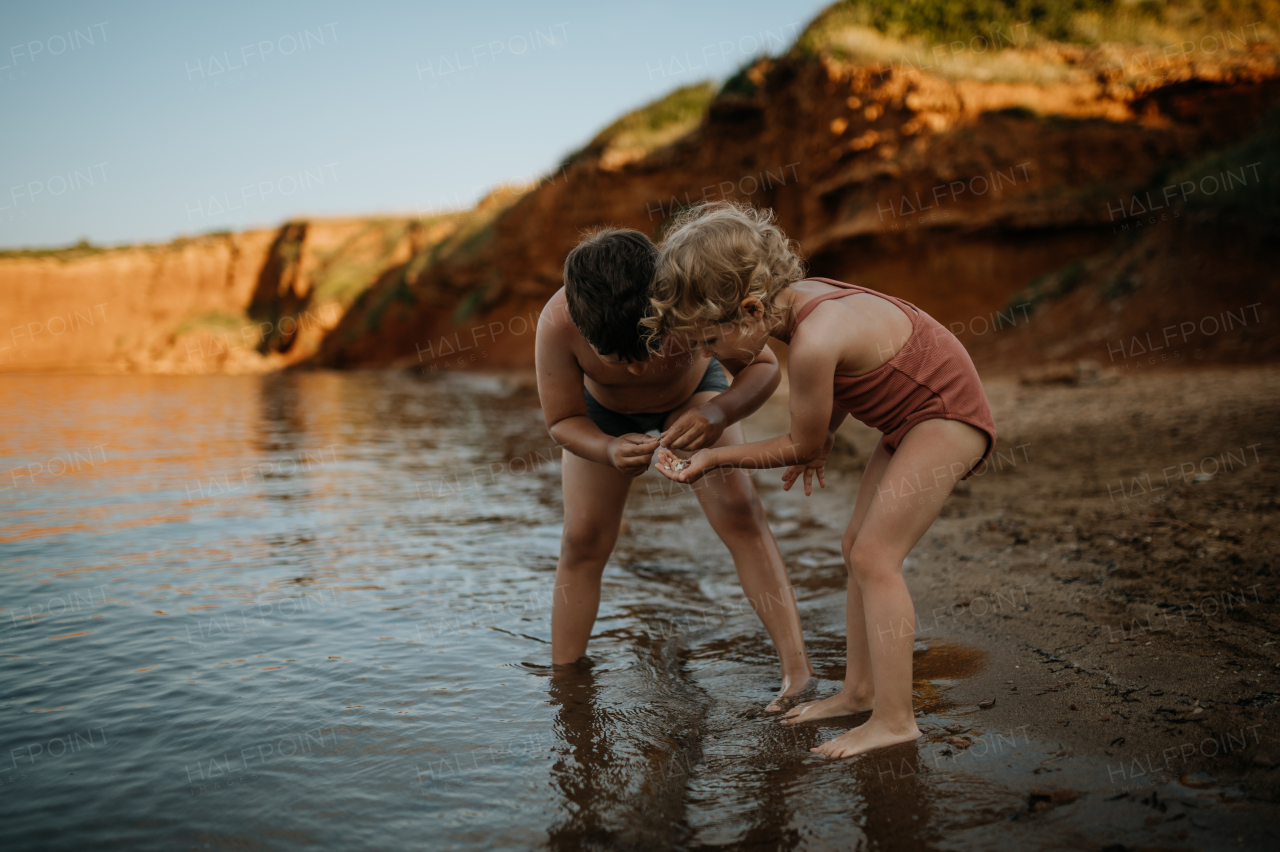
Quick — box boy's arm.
[660,346,781,451]
[535,304,657,475]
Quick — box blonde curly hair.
[642,201,806,349]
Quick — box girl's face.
[688,313,772,364]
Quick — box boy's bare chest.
[578,349,707,413]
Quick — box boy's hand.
[782,432,835,496]
[607,434,659,477]
[659,402,727,452]
[655,447,714,484]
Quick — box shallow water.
[2,372,1272,851]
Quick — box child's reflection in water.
[545,666,628,850]
[544,663,697,849]
[853,741,935,852]
[545,666,934,849]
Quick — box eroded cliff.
[3,4,1277,375]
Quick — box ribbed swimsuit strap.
[789,278,867,335]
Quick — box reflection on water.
[4,371,1252,851]
[2,371,572,850]
[545,664,701,851]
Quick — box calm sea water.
[2,372,1270,851]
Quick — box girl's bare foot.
[779,689,873,724]
[765,672,816,713]
[810,715,922,759]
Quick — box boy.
[535,227,812,709]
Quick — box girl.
[646,202,995,758]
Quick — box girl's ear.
[740,295,765,320]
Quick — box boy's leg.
[795,419,987,758]
[551,450,634,665]
[665,392,814,709]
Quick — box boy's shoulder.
[537,289,595,369]
[543,287,567,310]
[538,288,577,340]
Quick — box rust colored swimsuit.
[791,278,997,478]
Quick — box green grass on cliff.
[798,0,1278,50]
[174,310,246,336]
[580,82,717,158]
[312,219,413,304]
[0,238,111,261]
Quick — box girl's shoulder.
[789,287,911,375]
[784,313,845,366]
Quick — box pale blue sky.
[0,1,830,248]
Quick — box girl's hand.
[655,447,714,484]
[659,402,727,452]
[781,432,834,496]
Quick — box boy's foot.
[810,716,922,759]
[765,674,816,713]
[779,690,873,724]
[550,655,594,672]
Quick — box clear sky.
[0,0,831,249]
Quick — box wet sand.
[595,365,1279,848]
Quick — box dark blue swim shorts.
[582,358,729,437]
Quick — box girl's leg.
[813,419,986,758]
[783,420,987,758]
[781,437,893,724]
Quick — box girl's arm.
[657,341,839,479]
[659,346,781,451]
[826,406,850,432]
[780,405,850,495]
[707,345,782,425]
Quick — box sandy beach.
[675,364,1280,838]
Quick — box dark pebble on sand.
[1179,771,1217,789]
[1029,788,1079,806]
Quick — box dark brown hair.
[563,228,658,362]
